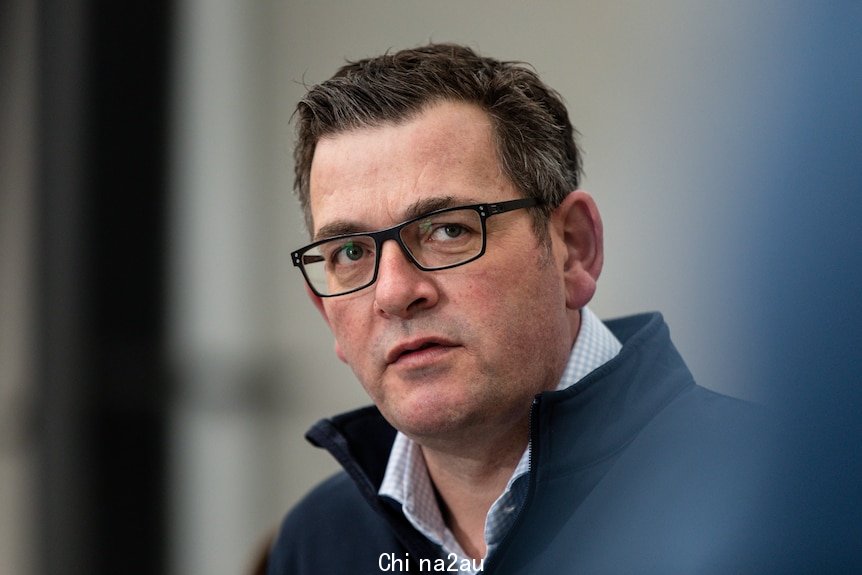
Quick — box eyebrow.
[313,195,480,241]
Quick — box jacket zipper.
[481,394,543,573]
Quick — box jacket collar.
[529,312,694,479]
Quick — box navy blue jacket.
[268,313,787,574]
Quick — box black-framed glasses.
[292,197,540,297]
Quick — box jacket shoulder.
[267,472,402,575]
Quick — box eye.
[433,224,466,240]
[336,242,365,263]
[407,209,481,257]
[418,219,472,242]
[326,239,371,266]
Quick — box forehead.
[308,101,511,236]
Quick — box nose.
[373,239,439,318]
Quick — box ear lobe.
[553,190,604,310]
[306,285,349,364]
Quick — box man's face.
[307,101,578,445]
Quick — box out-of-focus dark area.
[3,1,172,574]
[2,2,861,574]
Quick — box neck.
[419,415,530,560]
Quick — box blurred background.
[2,1,860,574]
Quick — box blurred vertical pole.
[1,1,37,574]
[84,3,173,574]
[168,1,280,574]
[34,1,173,574]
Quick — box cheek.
[325,304,373,365]
[460,244,564,306]
[452,263,561,340]
[485,263,567,341]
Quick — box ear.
[550,190,604,310]
[306,284,349,363]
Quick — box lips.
[385,337,458,365]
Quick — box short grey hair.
[293,43,583,236]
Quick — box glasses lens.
[400,208,484,269]
[301,235,376,296]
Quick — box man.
[268,44,780,574]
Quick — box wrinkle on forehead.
[308,101,511,235]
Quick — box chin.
[385,398,474,441]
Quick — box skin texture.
[306,101,604,557]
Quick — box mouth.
[385,338,458,365]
